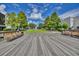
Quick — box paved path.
[0,32,79,56]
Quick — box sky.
[0,3,79,24]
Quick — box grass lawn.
[26,29,47,33]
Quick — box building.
[0,13,5,30]
[59,8,79,29]
[62,16,79,29]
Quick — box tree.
[44,12,61,30]
[44,16,51,30]
[44,16,50,24]
[62,22,69,30]
[6,12,17,30]
[51,12,61,22]
[44,20,56,30]
[50,12,61,30]
[28,23,36,29]
[5,11,28,31]
[38,23,44,29]
[55,22,69,31]
[17,11,28,29]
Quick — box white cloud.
[44,4,50,8]
[54,6,62,10]
[28,8,43,20]
[40,10,44,13]
[12,3,20,8]
[60,3,64,5]
[26,9,31,13]
[45,8,48,11]
[59,8,79,19]
[27,4,35,8]
[32,8,38,13]
[26,11,30,14]
[0,4,7,15]
[30,13,42,19]
[27,4,33,7]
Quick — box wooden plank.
[0,32,79,56]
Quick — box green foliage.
[6,11,28,31]
[44,12,61,30]
[5,11,69,31]
[28,23,36,29]
[6,12,17,29]
[55,22,69,31]
[26,29,47,33]
[51,12,61,22]
[38,23,44,29]
[62,22,69,30]
[3,28,16,31]
[43,12,69,31]
[18,11,28,28]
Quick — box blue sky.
[0,3,79,24]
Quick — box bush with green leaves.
[62,22,69,30]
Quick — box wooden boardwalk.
[0,32,79,56]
